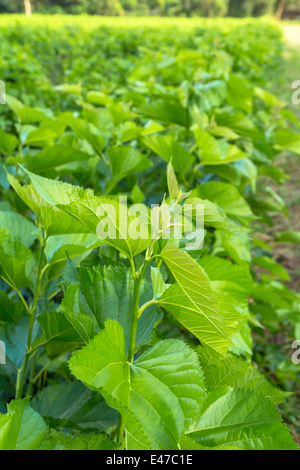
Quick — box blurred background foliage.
[0,0,299,19]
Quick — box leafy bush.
[0,16,299,450]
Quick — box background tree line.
[0,0,299,19]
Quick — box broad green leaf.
[195,181,254,224]
[24,118,66,146]
[0,291,24,324]
[0,128,18,155]
[275,230,300,244]
[42,430,119,450]
[45,233,104,264]
[65,115,106,154]
[167,160,180,200]
[141,135,194,172]
[252,256,290,281]
[151,267,169,299]
[25,145,94,173]
[198,345,290,404]
[137,99,189,127]
[0,210,36,247]
[198,256,251,341]
[0,316,39,368]
[62,264,158,350]
[215,229,251,265]
[6,95,50,123]
[54,83,82,95]
[7,173,91,236]
[180,435,240,450]
[0,228,35,290]
[23,169,151,258]
[108,146,151,177]
[37,310,83,345]
[106,145,152,191]
[31,381,118,432]
[69,319,206,450]
[186,388,297,450]
[216,109,264,141]
[158,244,230,353]
[186,196,243,235]
[194,128,247,165]
[0,398,47,450]
[61,283,98,344]
[274,129,300,156]
[226,74,253,113]
[198,255,252,297]
[229,320,253,358]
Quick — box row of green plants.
[0,17,299,450]
[1,0,298,19]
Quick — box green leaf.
[274,129,300,156]
[0,398,47,450]
[186,196,243,235]
[24,118,66,146]
[22,169,151,258]
[137,99,189,127]
[195,181,253,224]
[0,291,24,324]
[167,160,180,200]
[198,345,290,404]
[194,128,247,165]
[186,388,297,450]
[44,430,119,450]
[65,115,106,154]
[7,172,91,236]
[0,210,36,248]
[62,264,158,350]
[25,145,94,173]
[45,233,103,264]
[141,135,194,172]
[198,255,252,297]
[252,256,290,281]
[69,319,206,450]
[0,316,39,368]
[226,74,253,113]
[158,244,230,353]
[275,230,300,244]
[106,145,152,191]
[38,310,83,345]
[0,228,35,290]
[151,267,169,299]
[6,95,50,123]
[0,128,18,155]
[31,381,118,432]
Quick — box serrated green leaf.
[187,388,297,450]
[0,398,47,450]
[31,381,118,432]
[158,244,230,353]
[198,345,290,404]
[69,319,206,450]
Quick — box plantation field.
[0,15,300,451]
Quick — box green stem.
[138,299,157,319]
[15,233,46,399]
[115,256,153,443]
[116,414,124,444]
[26,351,37,396]
[127,271,143,363]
